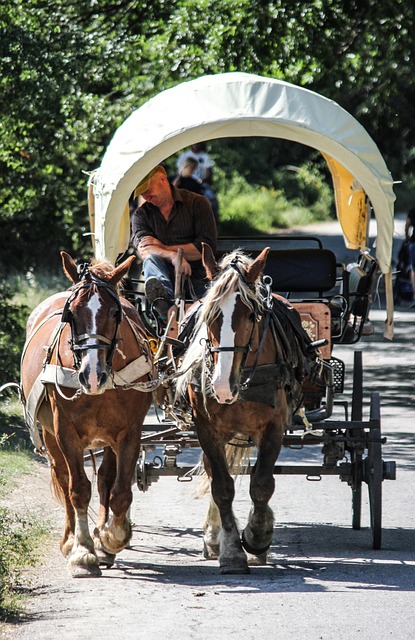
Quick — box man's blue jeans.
[143,255,208,301]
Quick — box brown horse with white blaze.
[20,252,153,577]
[176,244,318,574]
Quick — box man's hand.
[138,236,197,272]
[171,252,192,276]
[139,236,163,249]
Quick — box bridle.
[61,263,123,370]
[204,258,274,384]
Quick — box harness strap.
[270,307,292,359]
[185,276,199,302]
[22,373,50,456]
[210,345,248,353]
[75,333,113,344]
[229,257,255,290]
[241,309,272,388]
[20,310,63,364]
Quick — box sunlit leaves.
[0,0,414,272]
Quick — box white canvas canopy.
[90,72,395,334]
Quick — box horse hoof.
[219,552,250,574]
[241,530,271,557]
[203,540,219,560]
[69,563,102,578]
[219,563,250,575]
[100,523,132,555]
[247,552,268,566]
[96,551,116,568]
[94,534,117,566]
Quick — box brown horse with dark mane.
[20,252,153,577]
[176,244,319,574]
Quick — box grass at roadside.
[0,268,69,622]
[0,400,51,622]
[0,446,34,488]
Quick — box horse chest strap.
[210,346,248,353]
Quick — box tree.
[1,0,414,272]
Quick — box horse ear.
[61,251,80,284]
[202,243,220,281]
[245,247,270,284]
[109,255,136,286]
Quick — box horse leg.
[66,455,101,578]
[198,440,249,575]
[98,428,141,555]
[53,420,101,578]
[242,418,284,561]
[42,429,75,558]
[93,447,117,567]
[203,495,221,559]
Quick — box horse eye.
[249,312,256,322]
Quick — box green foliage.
[272,162,335,220]
[0,0,414,274]
[217,171,289,234]
[0,507,39,618]
[0,280,28,386]
[0,1,124,270]
[10,268,69,312]
[216,162,334,235]
[0,266,69,389]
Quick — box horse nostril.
[98,371,108,388]
[79,370,90,390]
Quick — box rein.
[241,306,272,389]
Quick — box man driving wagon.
[130,165,217,324]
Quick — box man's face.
[141,173,169,207]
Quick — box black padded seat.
[261,248,337,294]
[216,247,338,296]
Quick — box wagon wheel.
[351,350,364,530]
[351,449,363,530]
[365,392,382,550]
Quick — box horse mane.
[175,250,265,402]
[199,250,264,324]
[89,257,115,279]
[76,258,123,292]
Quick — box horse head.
[60,252,135,395]
[201,244,270,405]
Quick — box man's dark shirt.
[131,185,217,269]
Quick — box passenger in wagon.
[170,157,204,195]
[130,165,217,322]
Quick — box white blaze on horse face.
[79,292,108,394]
[211,292,238,404]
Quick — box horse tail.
[226,440,252,476]
[49,450,98,506]
[89,449,97,476]
[49,466,66,507]
[194,437,253,498]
